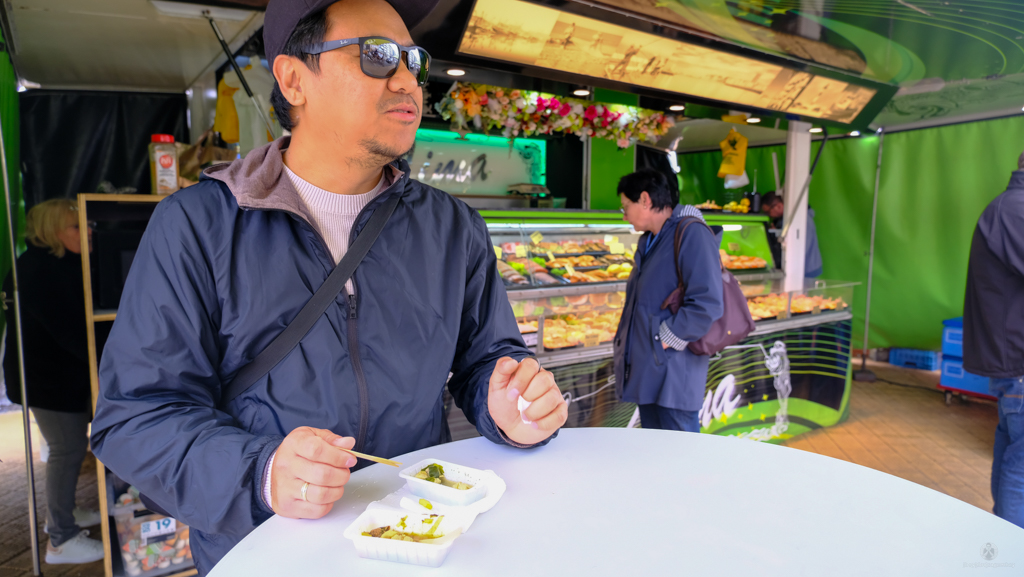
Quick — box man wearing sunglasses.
[90,0,567,573]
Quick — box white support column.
[783,120,811,292]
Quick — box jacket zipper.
[343,172,406,454]
[242,170,405,454]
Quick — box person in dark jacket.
[963,150,1024,528]
[4,199,103,564]
[761,192,823,277]
[90,1,567,573]
[612,170,724,432]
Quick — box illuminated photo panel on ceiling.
[458,0,876,123]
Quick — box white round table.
[209,428,1022,576]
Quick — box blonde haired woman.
[4,199,102,564]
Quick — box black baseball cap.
[264,0,440,65]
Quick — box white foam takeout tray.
[398,458,489,507]
[342,506,471,568]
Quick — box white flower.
[572,103,584,116]
[516,97,527,109]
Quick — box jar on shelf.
[149,134,180,195]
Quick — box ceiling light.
[573,88,591,97]
[669,105,685,112]
[849,130,861,137]
[446,69,467,77]
[746,117,761,123]
[809,127,823,133]
[151,0,252,21]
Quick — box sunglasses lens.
[406,48,430,86]
[362,38,401,78]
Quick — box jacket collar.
[202,136,407,227]
[1010,170,1024,189]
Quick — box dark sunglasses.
[303,36,431,86]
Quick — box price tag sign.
[583,333,600,347]
[777,309,790,320]
[515,245,527,258]
[547,251,555,262]
[631,243,638,252]
[530,231,544,244]
[812,305,822,315]
[603,235,619,244]
[728,242,740,253]
[494,246,503,260]
[609,242,625,254]
[565,264,576,276]
[139,517,176,545]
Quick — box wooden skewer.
[338,448,402,468]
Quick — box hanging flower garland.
[434,82,676,149]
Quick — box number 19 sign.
[140,517,176,545]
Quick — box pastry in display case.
[739,279,855,322]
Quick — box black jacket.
[963,170,1024,378]
[3,243,92,413]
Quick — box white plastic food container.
[343,508,465,567]
[398,459,488,507]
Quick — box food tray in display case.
[703,213,783,282]
[742,279,857,333]
[482,210,641,290]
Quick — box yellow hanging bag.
[718,128,748,178]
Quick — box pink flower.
[510,89,521,99]
[536,97,548,110]
[558,102,572,116]
[584,105,599,121]
[616,138,630,148]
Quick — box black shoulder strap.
[219,192,402,408]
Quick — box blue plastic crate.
[940,357,991,397]
[942,317,963,358]
[889,348,941,371]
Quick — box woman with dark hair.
[4,199,103,564]
[612,169,724,432]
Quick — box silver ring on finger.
[301,481,310,502]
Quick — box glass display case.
[481,209,638,365]
[456,209,859,445]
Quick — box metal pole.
[205,14,276,138]
[855,130,884,382]
[781,127,829,240]
[0,107,42,573]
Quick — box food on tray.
[543,311,622,349]
[415,464,473,490]
[722,198,751,213]
[496,260,529,285]
[419,499,433,510]
[532,271,561,285]
[720,251,768,270]
[517,321,538,334]
[598,254,633,265]
[746,293,847,320]
[696,200,722,210]
[589,293,608,306]
[607,292,625,308]
[363,515,445,542]
[548,255,598,268]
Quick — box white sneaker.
[44,508,102,534]
[45,530,105,564]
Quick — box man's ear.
[274,55,307,108]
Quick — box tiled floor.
[0,360,1001,575]
[782,360,999,513]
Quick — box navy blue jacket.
[90,139,538,574]
[964,170,1024,378]
[613,206,724,411]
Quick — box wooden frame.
[78,193,196,577]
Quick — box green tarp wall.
[588,88,636,211]
[0,28,22,328]
[678,115,1024,350]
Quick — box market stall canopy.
[416,0,1024,130]
[2,0,265,91]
